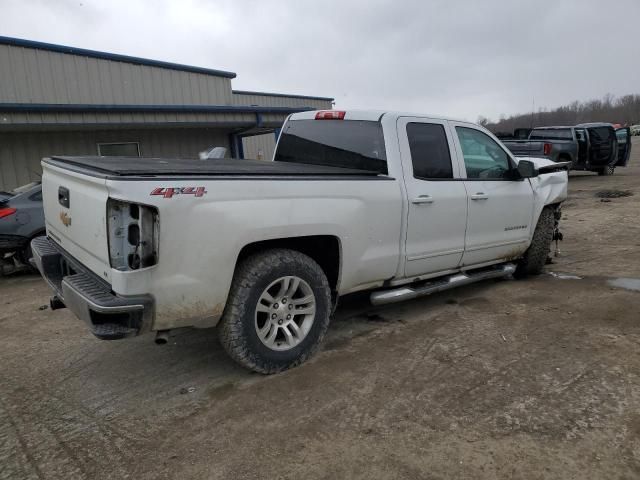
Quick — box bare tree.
[484,94,640,132]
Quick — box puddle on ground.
[548,272,582,280]
[607,278,640,292]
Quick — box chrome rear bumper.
[31,236,154,340]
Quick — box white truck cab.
[32,110,568,373]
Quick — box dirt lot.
[1,139,640,480]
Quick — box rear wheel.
[515,208,555,278]
[218,248,331,374]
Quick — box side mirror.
[516,160,538,178]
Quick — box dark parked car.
[501,124,632,176]
[501,126,579,165]
[0,182,44,265]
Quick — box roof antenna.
[530,96,535,129]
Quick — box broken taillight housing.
[107,199,159,271]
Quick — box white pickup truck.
[32,110,568,373]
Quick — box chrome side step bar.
[370,263,516,306]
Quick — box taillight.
[107,199,159,271]
[315,110,345,120]
[0,207,17,219]
[543,143,552,156]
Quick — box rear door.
[397,117,467,277]
[449,122,535,267]
[42,161,113,281]
[615,127,632,166]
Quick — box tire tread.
[218,248,331,374]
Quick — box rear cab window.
[274,119,387,174]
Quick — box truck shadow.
[40,277,513,419]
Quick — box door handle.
[412,195,434,204]
[471,192,489,200]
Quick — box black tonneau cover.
[45,156,383,178]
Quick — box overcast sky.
[2,0,639,122]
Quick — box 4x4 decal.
[150,187,207,199]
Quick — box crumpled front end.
[516,156,568,206]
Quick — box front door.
[450,123,535,267]
[615,127,632,166]
[398,117,468,277]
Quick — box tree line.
[480,94,640,135]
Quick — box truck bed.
[44,156,385,179]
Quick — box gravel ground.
[1,138,639,480]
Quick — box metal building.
[0,36,333,191]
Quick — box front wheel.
[597,164,615,176]
[218,249,332,374]
[515,207,555,278]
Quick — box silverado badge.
[59,211,72,227]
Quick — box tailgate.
[503,141,543,156]
[42,162,112,282]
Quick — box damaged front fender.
[516,156,568,207]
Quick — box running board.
[370,263,516,306]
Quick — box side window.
[97,142,140,157]
[406,123,453,179]
[616,129,628,144]
[455,127,511,179]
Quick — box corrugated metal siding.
[242,133,277,160]
[0,44,233,106]
[232,92,333,110]
[0,128,231,190]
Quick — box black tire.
[597,165,615,176]
[515,207,555,278]
[218,248,332,374]
[20,234,44,270]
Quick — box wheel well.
[557,153,571,162]
[236,236,341,292]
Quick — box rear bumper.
[0,234,28,253]
[31,236,154,340]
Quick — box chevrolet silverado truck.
[32,110,568,373]
[502,124,632,175]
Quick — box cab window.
[406,123,453,179]
[455,127,511,179]
[616,129,628,144]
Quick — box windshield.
[274,119,387,174]
[529,129,573,141]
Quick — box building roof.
[0,35,237,79]
[233,90,334,102]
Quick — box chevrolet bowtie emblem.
[59,211,72,227]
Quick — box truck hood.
[515,156,568,206]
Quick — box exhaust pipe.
[50,296,66,310]
[155,329,170,345]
